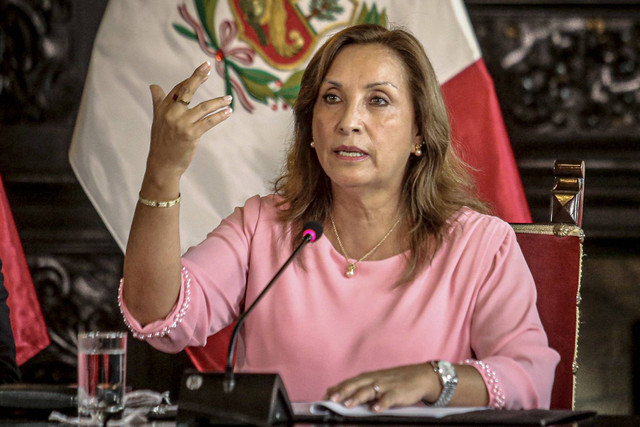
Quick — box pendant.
[346,263,356,278]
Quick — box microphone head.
[302,221,323,243]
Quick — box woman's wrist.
[424,361,459,407]
[422,361,443,403]
[140,170,181,201]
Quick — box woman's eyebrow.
[322,80,398,90]
[323,80,342,88]
[366,81,398,90]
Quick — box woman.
[120,24,559,410]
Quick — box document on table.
[292,400,489,419]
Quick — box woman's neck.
[327,187,407,261]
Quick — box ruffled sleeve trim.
[461,359,506,409]
[118,266,192,340]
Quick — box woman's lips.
[334,146,368,159]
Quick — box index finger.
[167,61,212,106]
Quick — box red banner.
[0,174,50,365]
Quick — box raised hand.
[145,61,233,189]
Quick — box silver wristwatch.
[427,360,459,407]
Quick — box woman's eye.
[370,96,389,106]
[323,94,340,103]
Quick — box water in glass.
[77,331,127,421]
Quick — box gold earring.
[310,141,316,148]
[414,143,422,157]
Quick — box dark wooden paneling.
[466,1,640,238]
[0,0,190,397]
[0,0,113,251]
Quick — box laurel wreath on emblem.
[173,0,387,113]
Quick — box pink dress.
[119,194,559,409]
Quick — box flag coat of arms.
[70,0,530,256]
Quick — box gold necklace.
[330,212,402,278]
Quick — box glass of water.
[77,331,127,422]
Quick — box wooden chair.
[185,161,586,410]
[511,160,585,410]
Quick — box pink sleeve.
[467,223,560,409]
[118,195,263,352]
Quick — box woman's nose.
[338,102,363,134]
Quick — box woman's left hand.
[324,363,438,412]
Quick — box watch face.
[437,360,457,383]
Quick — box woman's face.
[311,43,421,196]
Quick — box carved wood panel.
[465,1,640,238]
[0,0,80,124]
[19,253,123,383]
[0,0,192,395]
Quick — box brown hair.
[274,23,487,282]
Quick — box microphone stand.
[177,223,322,425]
[223,231,315,393]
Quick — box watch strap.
[426,360,459,408]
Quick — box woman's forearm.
[122,174,182,326]
[443,364,489,407]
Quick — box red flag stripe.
[442,59,532,223]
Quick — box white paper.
[292,400,490,419]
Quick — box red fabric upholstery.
[514,226,583,410]
[186,323,234,372]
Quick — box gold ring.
[172,93,190,105]
[371,383,381,400]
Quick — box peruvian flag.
[70,0,531,372]
[0,174,50,365]
[70,0,529,262]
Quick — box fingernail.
[224,108,233,116]
[344,399,353,407]
[372,404,381,412]
[224,95,232,102]
[198,61,211,72]
[329,393,338,402]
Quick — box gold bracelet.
[138,193,181,208]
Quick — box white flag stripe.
[70,0,481,253]
[385,0,481,84]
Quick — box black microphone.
[177,221,323,425]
